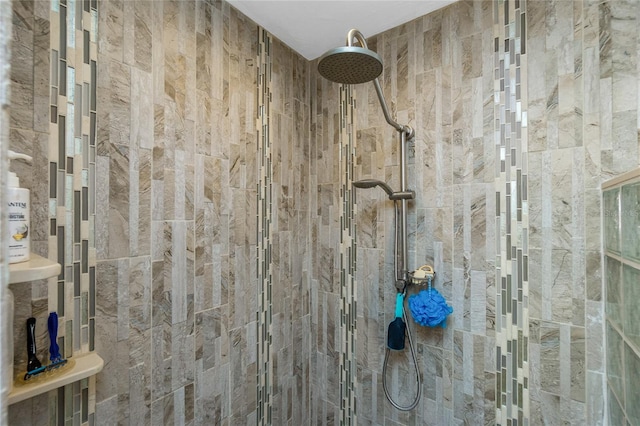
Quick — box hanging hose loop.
[382,304,422,411]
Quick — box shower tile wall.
[324,0,636,424]
[258,29,313,426]
[8,0,98,423]
[6,0,640,424]
[265,0,639,422]
[5,0,312,424]
[5,2,49,422]
[344,2,497,424]
[93,0,262,424]
[265,36,313,426]
[308,55,347,425]
[526,0,639,424]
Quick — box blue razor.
[45,312,67,372]
[48,312,61,362]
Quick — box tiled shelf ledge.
[9,253,61,284]
[8,352,104,405]
[7,253,99,406]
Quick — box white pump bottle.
[7,150,32,264]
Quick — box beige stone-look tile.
[610,110,639,174]
[95,156,110,260]
[128,362,151,425]
[133,1,152,73]
[138,148,152,255]
[122,1,135,67]
[571,326,586,402]
[105,61,132,146]
[539,320,561,395]
[99,0,124,62]
[33,16,50,134]
[131,68,153,150]
[108,143,130,258]
[95,260,119,397]
[195,92,212,156]
[586,371,605,425]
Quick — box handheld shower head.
[353,179,394,196]
[353,179,415,201]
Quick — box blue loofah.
[408,287,453,328]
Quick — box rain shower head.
[317,46,383,84]
[317,29,383,84]
[317,29,413,137]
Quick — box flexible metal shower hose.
[382,304,422,411]
[382,201,421,411]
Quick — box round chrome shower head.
[317,46,383,84]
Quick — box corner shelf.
[9,253,61,284]
[7,254,102,405]
[8,352,104,405]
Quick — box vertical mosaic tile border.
[48,0,98,422]
[256,27,273,426]
[339,84,357,425]
[494,0,529,424]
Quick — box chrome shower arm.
[373,78,414,137]
[347,28,368,48]
[345,29,413,137]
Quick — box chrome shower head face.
[317,46,383,84]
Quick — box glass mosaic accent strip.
[256,27,273,426]
[339,84,357,425]
[495,0,529,424]
[49,0,97,422]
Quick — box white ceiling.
[227,0,456,60]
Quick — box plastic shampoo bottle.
[7,150,32,264]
